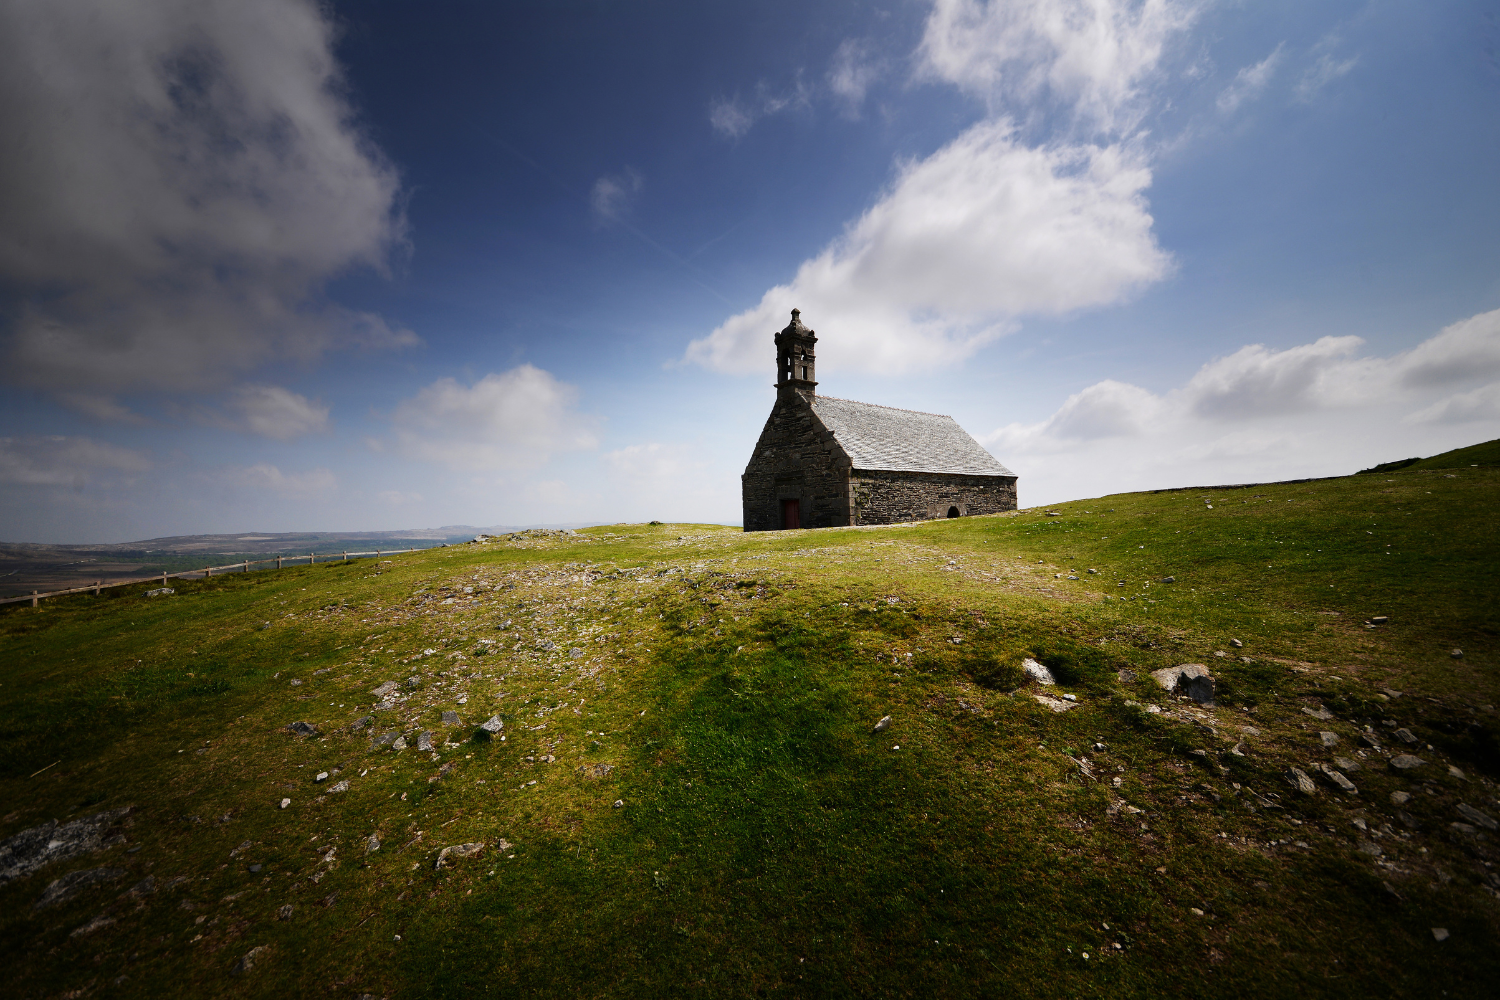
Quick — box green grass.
[1,469,1496,998]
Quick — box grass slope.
[1,469,1496,999]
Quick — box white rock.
[1022,658,1055,685]
[279,798,291,809]
[873,715,892,733]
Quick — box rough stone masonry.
[742,310,1018,531]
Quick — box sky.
[2,0,1498,543]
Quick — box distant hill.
[0,523,608,597]
[1356,436,1500,475]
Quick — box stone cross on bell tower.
[775,308,817,398]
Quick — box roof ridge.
[812,395,953,420]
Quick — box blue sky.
[2,0,1498,542]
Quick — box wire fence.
[0,547,427,608]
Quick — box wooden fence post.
[162,571,167,586]
[93,581,100,596]
[31,590,38,607]
[277,555,282,570]
[342,551,347,562]
[243,560,248,573]
[309,552,315,565]
[205,565,211,578]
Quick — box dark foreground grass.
[0,468,1496,999]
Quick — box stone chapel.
[742,310,1018,531]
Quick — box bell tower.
[775,308,817,397]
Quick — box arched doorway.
[947,506,961,518]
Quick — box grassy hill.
[0,468,1496,999]
[1357,435,1500,474]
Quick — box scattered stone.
[1333,757,1361,773]
[478,716,504,738]
[1357,839,1383,857]
[286,722,318,737]
[416,732,435,752]
[1033,694,1078,713]
[1022,658,1055,686]
[1448,765,1466,780]
[350,716,373,731]
[279,798,291,809]
[1161,576,1175,583]
[1230,639,1243,648]
[1286,768,1318,795]
[1319,731,1339,747]
[435,842,484,868]
[613,800,624,809]
[406,675,421,689]
[1393,728,1418,745]
[1062,693,1077,702]
[1432,928,1449,942]
[0,808,132,886]
[1150,664,1215,706]
[1117,669,1137,683]
[248,864,262,873]
[1390,790,1412,806]
[366,835,380,854]
[391,737,407,752]
[230,945,267,975]
[1302,706,1334,721]
[329,781,349,793]
[33,867,125,910]
[1450,822,1478,835]
[1456,803,1498,831]
[144,587,174,597]
[1358,733,1382,749]
[1370,616,1388,625]
[873,715,892,733]
[569,648,584,658]
[1390,755,1425,770]
[370,681,398,698]
[1322,768,1357,794]
[1450,649,1463,660]
[289,679,303,686]
[372,731,399,748]
[314,772,328,783]
[1396,811,1420,829]
[441,710,461,726]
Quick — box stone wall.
[742,389,852,531]
[849,469,1017,525]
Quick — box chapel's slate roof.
[809,396,1015,477]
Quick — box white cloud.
[222,463,336,494]
[708,80,810,139]
[983,308,1500,504]
[223,385,330,440]
[1405,383,1500,425]
[828,39,883,117]
[1216,43,1284,114]
[0,0,411,398]
[0,436,152,487]
[590,170,644,223]
[1182,335,1367,417]
[686,120,1171,375]
[692,1,1193,380]
[1295,51,1358,104]
[917,0,1199,135]
[390,365,599,471]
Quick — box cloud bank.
[0,0,412,412]
[984,308,1500,503]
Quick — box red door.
[781,498,800,529]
